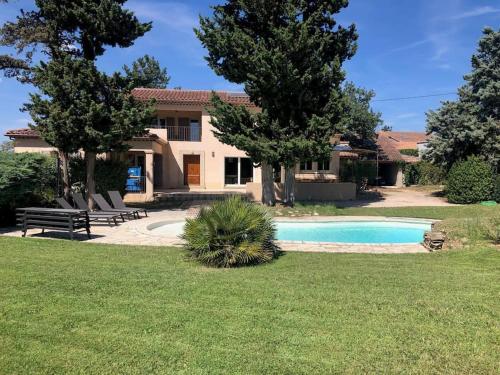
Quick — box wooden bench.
[17,208,91,240]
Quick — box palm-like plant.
[181,196,278,267]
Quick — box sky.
[1,0,499,140]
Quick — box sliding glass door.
[224,157,253,185]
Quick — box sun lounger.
[108,190,148,217]
[92,193,139,219]
[73,192,126,222]
[56,197,120,226]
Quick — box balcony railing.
[167,126,201,142]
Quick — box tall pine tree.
[0,0,159,206]
[197,0,357,205]
[426,28,500,171]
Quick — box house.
[376,131,429,187]
[5,88,357,202]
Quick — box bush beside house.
[446,157,495,204]
[340,159,377,188]
[0,152,57,226]
[404,161,446,186]
[400,149,419,157]
[69,157,128,199]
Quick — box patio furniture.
[72,192,126,222]
[108,190,148,217]
[17,207,90,240]
[92,193,139,219]
[56,197,120,226]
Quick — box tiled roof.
[4,128,40,138]
[376,131,428,162]
[5,128,160,141]
[132,88,257,107]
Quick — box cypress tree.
[197,0,357,205]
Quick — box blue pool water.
[276,221,431,244]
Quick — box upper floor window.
[150,117,174,129]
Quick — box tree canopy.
[197,0,357,204]
[340,81,383,142]
[1,0,159,205]
[116,55,170,91]
[425,27,500,171]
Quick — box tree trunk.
[283,166,296,207]
[85,151,97,210]
[261,161,275,206]
[59,150,71,201]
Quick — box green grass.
[274,203,498,220]
[1,237,499,374]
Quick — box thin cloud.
[128,1,198,34]
[389,39,430,53]
[395,113,418,120]
[448,6,500,20]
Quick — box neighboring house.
[376,131,429,187]
[5,88,356,202]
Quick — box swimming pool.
[277,221,431,244]
[148,219,432,245]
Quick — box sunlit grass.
[1,237,498,374]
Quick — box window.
[149,116,174,129]
[224,157,254,185]
[318,159,330,171]
[300,160,313,171]
[178,117,190,127]
[150,117,159,128]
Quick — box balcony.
[167,126,201,142]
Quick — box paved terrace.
[2,206,431,254]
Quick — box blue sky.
[1,0,499,140]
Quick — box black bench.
[17,208,91,240]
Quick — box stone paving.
[2,206,431,254]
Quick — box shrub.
[495,174,500,203]
[400,148,419,157]
[70,157,128,197]
[446,157,495,204]
[340,159,377,186]
[404,161,446,186]
[181,196,278,267]
[0,152,57,226]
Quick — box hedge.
[400,148,419,157]
[0,152,57,226]
[404,161,446,186]
[69,157,128,198]
[446,156,495,204]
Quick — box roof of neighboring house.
[132,88,257,108]
[376,131,429,163]
[4,128,160,142]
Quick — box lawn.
[274,203,498,220]
[1,237,499,374]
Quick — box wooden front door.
[183,155,201,186]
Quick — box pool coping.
[139,216,437,253]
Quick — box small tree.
[426,28,500,171]
[197,0,357,205]
[115,55,170,91]
[340,82,383,141]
